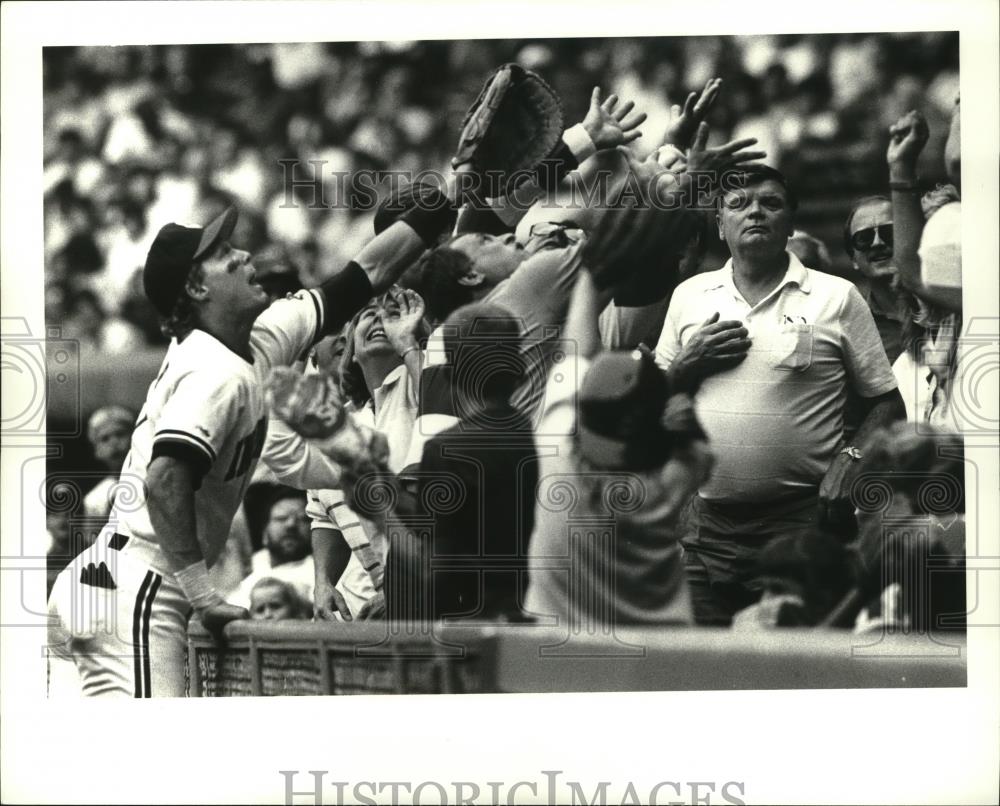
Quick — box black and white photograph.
[2,1,998,803]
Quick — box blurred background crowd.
[44,34,958,356]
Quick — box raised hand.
[887,110,929,176]
[685,122,766,178]
[683,123,766,206]
[663,78,723,151]
[382,288,426,357]
[582,87,648,151]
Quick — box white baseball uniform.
[48,276,370,697]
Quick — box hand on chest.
[685,300,822,373]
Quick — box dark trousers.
[682,492,820,626]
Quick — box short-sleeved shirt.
[368,364,419,474]
[111,289,329,573]
[402,234,669,471]
[654,253,897,503]
[525,355,695,626]
[306,486,385,618]
[306,406,388,618]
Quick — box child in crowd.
[248,577,311,622]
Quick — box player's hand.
[357,591,386,620]
[663,78,722,151]
[267,367,348,440]
[581,87,647,151]
[382,288,426,358]
[668,312,751,391]
[314,583,352,621]
[197,602,249,641]
[887,110,929,175]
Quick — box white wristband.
[174,560,223,610]
[562,123,597,163]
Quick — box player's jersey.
[110,289,325,573]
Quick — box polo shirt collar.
[712,251,812,301]
[372,363,407,410]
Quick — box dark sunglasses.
[851,224,894,252]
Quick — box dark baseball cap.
[143,206,238,317]
[578,350,672,471]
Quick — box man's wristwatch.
[840,446,863,461]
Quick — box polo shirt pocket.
[770,324,814,371]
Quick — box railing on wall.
[187,621,966,696]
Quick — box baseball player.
[48,192,455,697]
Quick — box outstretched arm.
[315,174,461,337]
[488,86,647,229]
[887,110,962,313]
[661,78,722,151]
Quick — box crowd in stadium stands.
[47,36,967,645]
[43,36,958,349]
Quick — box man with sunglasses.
[843,195,910,363]
[654,166,905,626]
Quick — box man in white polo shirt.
[654,166,904,625]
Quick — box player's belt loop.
[109,533,130,551]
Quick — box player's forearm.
[313,191,455,339]
[355,190,456,294]
[312,527,352,589]
[146,456,204,570]
[492,127,598,226]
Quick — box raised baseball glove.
[452,63,564,193]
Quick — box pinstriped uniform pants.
[47,532,190,698]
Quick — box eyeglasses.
[850,224,894,252]
[528,222,585,245]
